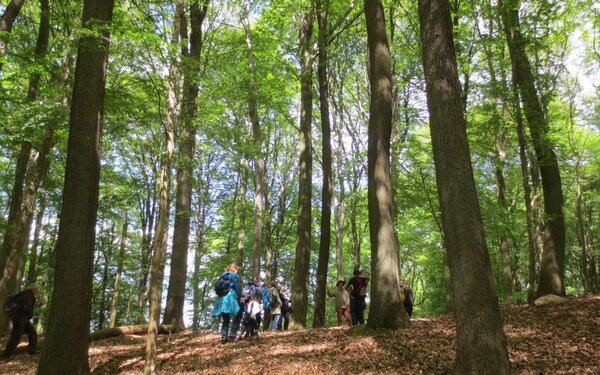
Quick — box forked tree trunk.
[37,0,115,373]
[500,0,566,298]
[143,1,180,373]
[289,7,314,331]
[312,0,333,329]
[163,0,208,328]
[418,0,510,373]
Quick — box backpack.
[3,292,20,313]
[214,273,231,296]
[261,287,271,309]
[242,283,262,302]
[269,289,279,309]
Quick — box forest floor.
[1,295,599,374]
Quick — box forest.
[0,0,599,373]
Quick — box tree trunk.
[500,0,566,298]
[0,0,26,73]
[144,1,180,372]
[418,0,510,373]
[109,218,128,328]
[236,158,248,274]
[312,0,333,329]
[334,120,346,280]
[163,0,207,327]
[289,7,314,331]
[37,0,114,373]
[363,0,407,330]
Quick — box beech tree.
[37,0,115,373]
[418,0,510,372]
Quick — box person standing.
[1,284,38,359]
[347,269,369,325]
[401,282,414,318]
[278,286,291,331]
[269,281,282,331]
[328,280,351,326]
[211,264,243,343]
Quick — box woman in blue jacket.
[212,264,243,343]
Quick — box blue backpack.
[214,273,231,296]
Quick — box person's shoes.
[220,337,228,344]
[233,335,241,343]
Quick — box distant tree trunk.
[500,0,566,298]
[163,0,208,328]
[144,1,180,372]
[26,195,45,286]
[97,227,115,330]
[312,0,333,329]
[0,0,50,333]
[418,0,510,373]
[192,163,210,331]
[236,158,248,274]
[511,77,537,306]
[0,0,26,72]
[241,0,266,279]
[135,194,156,324]
[334,123,346,280]
[363,0,407,330]
[290,7,314,331]
[109,218,128,328]
[37,0,114,373]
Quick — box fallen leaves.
[1,295,598,374]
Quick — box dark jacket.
[14,289,36,319]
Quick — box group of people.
[328,269,415,327]
[211,264,292,344]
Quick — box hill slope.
[2,295,599,374]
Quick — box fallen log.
[90,324,183,341]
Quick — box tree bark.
[37,0,114,373]
[418,0,510,373]
[109,218,128,329]
[144,1,180,372]
[312,0,333,329]
[0,0,26,73]
[290,7,314,331]
[363,0,407,330]
[163,0,208,328]
[500,0,566,298]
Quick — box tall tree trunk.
[37,0,114,373]
[0,0,26,73]
[26,195,45,286]
[109,218,128,328]
[334,119,346,280]
[239,2,266,279]
[163,0,208,327]
[236,158,248,274]
[418,0,510,373]
[97,227,114,331]
[500,0,566,298]
[144,1,180,372]
[135,195,155,324]
[290,7,314,331]
[363,0,407,330]
[312,0,333,329]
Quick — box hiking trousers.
[3,313,37,356]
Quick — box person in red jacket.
[1,284,38,359]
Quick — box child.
[235,295,263,342]
[328,279,351,326]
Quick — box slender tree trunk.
[334,119,346,280]
[363,0,407,330]
[418,0,510,373]
[312,0,333,329]
[26,195,45,286]
[236,159,248,274]
[0,0,26,73]
[37,1,114,373]
[109,218,128,328]
[98,228,114,330]
[290,7,314,331]
[163,0,208,327]
[144,1,180,372]
[500,0,566,298]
